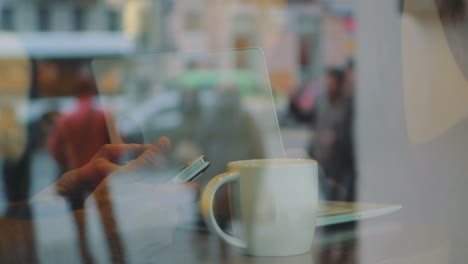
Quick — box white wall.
[356,0,468,262]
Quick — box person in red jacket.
[47,67,125,264]
[48,69,112,176]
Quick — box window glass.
[3,0,468,263]
[72,6,85,31]
[107,9,120,32]
[38,7,51,32]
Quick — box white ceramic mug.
[200,159,318,256]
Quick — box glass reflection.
[0,0,363,263]
[92,49,284,231]
[45,63,126,264]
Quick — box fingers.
[125,137,172,168]
[155,136,171,152]
[92,143,153,164]
[56,168,90,198]
[56,158,120,197]
[56,137,172,200]
[91,137,171,165]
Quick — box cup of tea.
[200,159,318,256]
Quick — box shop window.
[72,7,85,31]
[1,6,14,31]
[38,7,51,31]
[107,9,120,32]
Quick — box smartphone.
[167,155,210,184]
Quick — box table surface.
[0,199,412,264]
[1,180,459,264]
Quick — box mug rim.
[227,159,317,168]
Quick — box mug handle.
[200,172,246,248]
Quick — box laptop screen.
[92,49,285,186]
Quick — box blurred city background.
[0,1,360,263]
[0,0,357,204]
[3,0,468,263]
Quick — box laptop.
[317,201,402,226]
[91,49,402,228]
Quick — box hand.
[56,137,171,198]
